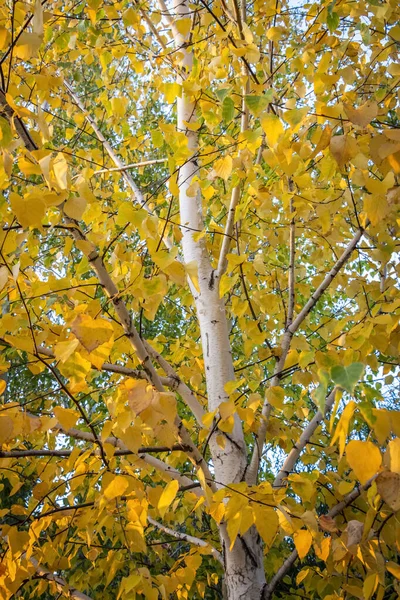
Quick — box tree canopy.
[0,0,399,598]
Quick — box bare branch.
[147,516,223,565]
[90,158,167,176]
[286,193,295,328]
[64,81,145,205]
[0,445,187,459]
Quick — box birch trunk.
[172,1,266,596]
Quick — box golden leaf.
[293,529,312,559]
[213,155,232,180]
[104,475,129,500]
[64,197,87,220]
[387,438,400,474]
[71,314,113,353]
[54,406,80,430]
[346,440,382,484]
[344,101,378,128]
[0,415,13,444]
[329,134,358,169]
[54,338,80,363]
[158,480,179,518]
[128,380,156,415]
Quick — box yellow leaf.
[331,400,357,457]
[163,83,182,103]
[64,197,87,220]
[266,26,286,41]
[104,475,129,500]
[314,536,330,561]
[329,134,358,169]
[293,529,313,559]
[53,153,69,190]
[346,440,382,484]
[9,192,46,228]
[253,506,278,549]
[266,386,284,410]
[363,194,389,226]
[14,32,42,59]
[213,155,232,180]
[111,97,129,117]
[310,125,332,158]
[185,260,200,292]
[71,314,113,353]
[261,114,284,147]
[54,338,80,363]
[227,511,242,550]
[54,406,80,430]
[175,18,191,36]
[387,561,400,579]
[0,415,13,444]
[376,471,400,511]
[0,27,9,50]
[387,438,400,474]
[344,101,378,128]
[158,480,179,517]
[0,380,6,395]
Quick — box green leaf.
[215,88,230,101]
[0,116,12,148]
[326,10,339,32]
[222,97,235,123]
[244,91,273,117]
[331,363,365,393]
[312,370,330,413]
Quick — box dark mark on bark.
[208,269,215,290]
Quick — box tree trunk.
[172,6,266,598]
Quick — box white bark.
[167,0,267,596]
[148,516,223,564]
[28,557,93,600]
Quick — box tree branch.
[0,445,187,459]
[247,225,367,484]
[89,158,167,176]
[28,556,93,600]
[262,476,376,599]
[64,81,145,206]
[0,88,38,152]
[286,193,295,328]
[147,516,223,565]
[144,340,206,426]
[56,422,201,493]
[273,387,338,488]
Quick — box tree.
[0,0,399,598]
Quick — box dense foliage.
[0,0,399,598]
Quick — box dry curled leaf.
[376,471,400,511]
[319,515,338,533]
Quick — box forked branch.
[247,225,367,484]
